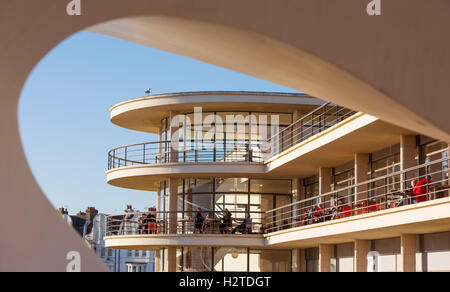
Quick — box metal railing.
[106,210,265,236]
[267,103,357,157]
[108,104,358,170]
[266,157,449,232]
[108,140,263,170]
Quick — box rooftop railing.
[267,103,357,157]
[106,210,265,237]
[266,156,449,232]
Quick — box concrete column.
[319,168,332,208]
[292,178,304,220]
[155,249,160,272]
[354,240,369,272]
[400,135,417,192]
[156,188,161,221]
[158,127,162,163]
[401,234,416,272]
[447,144,450,185]
[169,111,180,163]
[168,178,179,234]
[292,248,306,272]
[319,244,332,272]
[167,247,177,272]
[292,248,300,272]
[354,154,370,205]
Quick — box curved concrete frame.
[1,0,450,271]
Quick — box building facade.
[85,212,155,272]
[104,91,450,272]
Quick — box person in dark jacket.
[194,208,204,233]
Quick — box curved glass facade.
[175,247,292,272]
[160,112,292,163]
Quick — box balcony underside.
[106,162,266,191]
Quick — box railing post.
[143,143,146,164]
[124,146,127,167]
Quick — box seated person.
[231,220,247,234]
[313,204,324,223]
[301,210,309,226]
[258,224,267,234]
[219,209,232,234]
[202,214,213,233]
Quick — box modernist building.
[104,91,449,272]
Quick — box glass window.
[215,178,248,193]
[306,248,319,272]
[214,247,248,272]
[250,179,291,194]
[182,247,212,272]
[370,154,400,199]
[334,169,355,205]
[249,250,291,272]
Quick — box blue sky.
[18,31,300,215]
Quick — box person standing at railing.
[202,213,213,233]
[245,214,253,234]
[194,208,204,234]
[224,209,232,233]
[414,176,431,203]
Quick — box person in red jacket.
[413,176,431,203]
[313,204,324,223]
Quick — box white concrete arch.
[2,0,450,271]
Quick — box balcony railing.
[267,103,357,157]
[108,104,358,170]
[266,156,450,232]
[108,140,263,170]
[106,210,264,237]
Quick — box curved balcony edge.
[106,162,267,191]
[104,234,265,250]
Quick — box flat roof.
[110,91,324,133]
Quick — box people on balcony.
[232,214,252,234]
[414,176,431,203]
[219,209,232,234]
[313,204,324,223]
[202,213,213,233]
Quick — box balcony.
[106,141,266,190]
[104,210,265,249]
[108,140,264,170]
[267,103,357,158]
[104,158,450,249]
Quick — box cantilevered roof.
[110,91,324,133]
